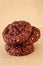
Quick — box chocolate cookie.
[2,20,40,56]
[5,44,34,56]
[2,21,32,44]
[24,26,40,45]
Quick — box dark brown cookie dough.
[29,26,40,43]
[24,26,40,45]
[2,20,40,56]
[2,21,32,44]
[5,44,34,56]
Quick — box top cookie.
[2,21,32,44]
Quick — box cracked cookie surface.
[23,26,40,45]
[2,21,32,44]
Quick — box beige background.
[0,0,43,65]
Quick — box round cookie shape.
[5,44,34,56]
[2,21,32,44]
[24,26,40,45]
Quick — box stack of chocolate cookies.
[2,21,40,56]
